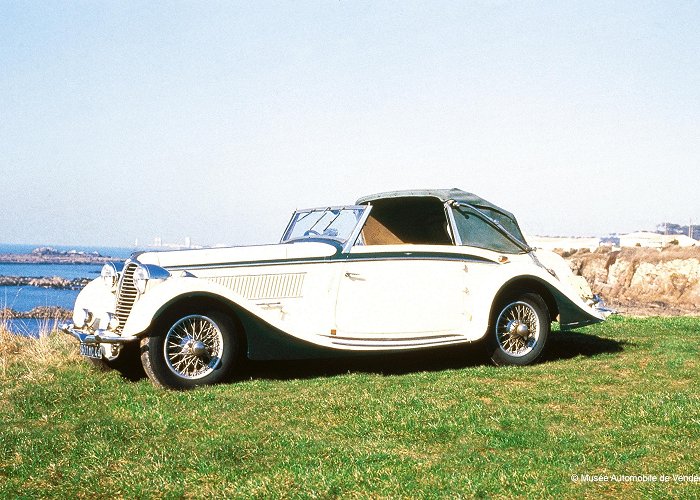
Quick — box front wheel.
[140,310,240,389]
[488,293,550,366]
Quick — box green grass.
[1,317,699,498]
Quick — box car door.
[334,247,470,337]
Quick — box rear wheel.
[140,310,240,389]
[488,293,550,366]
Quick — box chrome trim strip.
[165,253,498,272]
[329,337,469,348]
[289,204,368,214]
[322,333,463,342]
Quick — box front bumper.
[60,323,138,345]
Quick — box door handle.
[257,301,284,310]
[344,272,365,281]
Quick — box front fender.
[121,277,275,337]
[492,269,605,328]
[521,258,605,327]
[74,277,117,321]
[467,260,604,336]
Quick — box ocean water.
[0,243,135,335]
[0,286,80,311]
[0,262,102,280]
[7,318,64,339]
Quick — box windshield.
[281,206,367,244]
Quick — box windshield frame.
[280,205,371,253]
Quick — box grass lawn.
[1,316,699,498]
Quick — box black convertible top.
[356,188,526,245]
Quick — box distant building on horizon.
[146,236,203,250]
[526,235,601,252]
[619,231,698,249]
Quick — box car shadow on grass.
[105,330,629,384]
[242,331,628,382]
[540,329,630,363]
[242,344,487,381]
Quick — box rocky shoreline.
[0,275,90,289]
[0,246,114,265]
[1,306,71,321]
[562,246,700,317]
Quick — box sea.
[0,243,138,336]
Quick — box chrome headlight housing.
[101,262,124,289]
[132,264,170,294]
[73,308,93,329]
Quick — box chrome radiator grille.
[114,262,139,332]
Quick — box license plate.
[80,343,102,360]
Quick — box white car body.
[64,189,605,388]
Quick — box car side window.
[452,208,522,253]
[359,215,405,245]
[356,198,453,246]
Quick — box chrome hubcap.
[187,340,208,356]
[164,315,224,379]
[496,301,540,357]
[508,321,530,338]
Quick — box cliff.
[564,246,700,316]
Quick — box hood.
[134,241,339,269]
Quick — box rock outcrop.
[0,247,114,264]
[1,306,72,320]
[0,276,90,289]
[564,246,700,316]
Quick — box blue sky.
[1,1,698,247]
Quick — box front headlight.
[101,262,123,288]
[133,266,149,293]
[132,264,170,294]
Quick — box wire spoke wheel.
[164,315,224,379]
[496,301,540,357]
[141,309,239,389]
[489,293,549,366]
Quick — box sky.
[1,1,698,248]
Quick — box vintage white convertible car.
[62,189,606,389]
